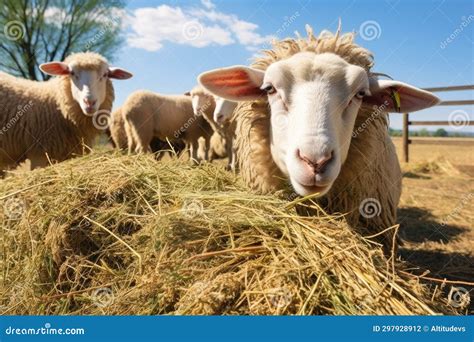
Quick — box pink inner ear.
[40,62,69,76]
[108,68,132,79]
[201,70,264,98]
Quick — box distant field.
[391,137,473,295]
[392,137,474,167]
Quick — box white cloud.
[126,2,272,52]
[201,0,216,10]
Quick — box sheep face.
[69,65,112,115]
[40,55,132,115]
[213,97,237,125]
[191,92,214,117]
[261,52,370,196]
[199,52,440,197]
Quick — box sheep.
[213,97,238,171]
[208,132,227,161]
[121,90,214,163]
[108,107,185,158]
[109,107,128,149]
[190,86,238,170]
[0,52,132,172]
[198,26,440,253]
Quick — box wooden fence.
[401,84,474,162]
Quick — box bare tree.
[0,0,125,80]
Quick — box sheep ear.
[198,65,266,101]
[364,79,440,113]
[108,67,133,80]
[40,62,70,76]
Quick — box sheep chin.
[289,178,332,198]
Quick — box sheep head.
[40,52,133,115]
[213,97,238,125]
[199,51,440,197]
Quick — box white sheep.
[108,107,186,158]
[121,90,214,163]
[213,97,238,170]
[0,52,132,172]
[199,26,440,253]
[190,86,238,170]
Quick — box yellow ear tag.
[391,88,401,112]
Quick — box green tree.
[433,128,448,137]
[418,128,430,137]
[0,0,125,80]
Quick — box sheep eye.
[355,90,367,100]
[261,84,276,95]
[70,71,75,76]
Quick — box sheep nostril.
[297,149,333,174]
[83,98,96,107]
[314,152,333,174]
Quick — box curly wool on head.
[234,26,401,252]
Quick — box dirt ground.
[392,138,473,305]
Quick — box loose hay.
[0,151,456,315]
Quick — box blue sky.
[112,0,473,131]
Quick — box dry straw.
[0,151,456,314]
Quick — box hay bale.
[0,152,455,314]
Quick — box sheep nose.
[297,149,333,174]
[216,113,224,122]
[83,98,97,107]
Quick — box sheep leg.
[225,134,234,171]
[204,136,210,162]
[189,140,200,164]
[126,121,151,154]
[124,120,136,154]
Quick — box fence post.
[402,113,409,163]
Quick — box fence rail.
[401,84,474,162]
